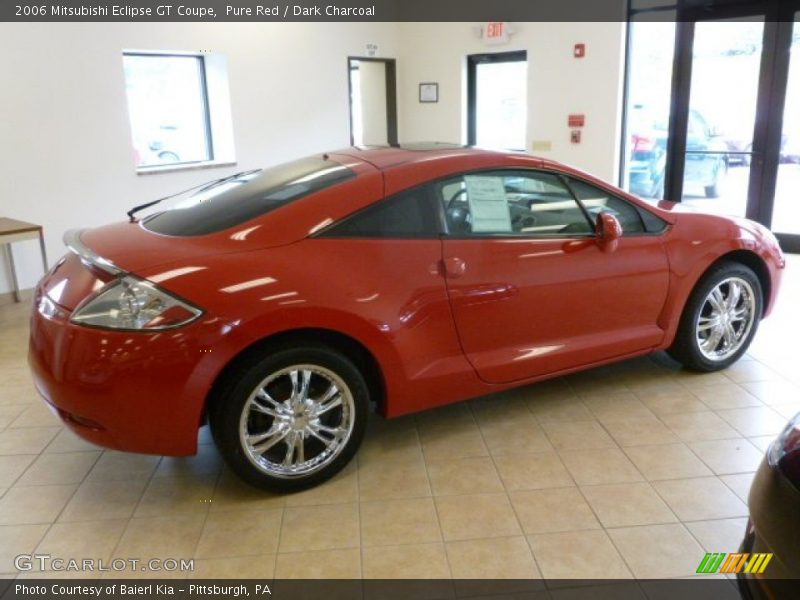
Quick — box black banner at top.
[4,0,633,23]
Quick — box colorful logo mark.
[697,552,773,574]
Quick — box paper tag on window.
[465,176,512,233]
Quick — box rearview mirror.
[595,212,622,252]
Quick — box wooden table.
[0,218,48,302]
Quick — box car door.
[438,168,671,384]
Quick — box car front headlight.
[71,275,203,331]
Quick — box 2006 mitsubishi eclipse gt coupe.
[29,144,785,491]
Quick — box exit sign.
[485,22,510,45]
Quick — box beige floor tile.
[190,555,275,579]
[0,454,36,487]
[114,515,205,558]
[0,405,27,429]
[740,379,800,406]
[541,421,616,451]
[153,444,223,479]
[688,438,764,475]
[0,427,59,455]
[361,497,442,547]
[0,524,49,573]
[446,536,541,584]
[723,360,783,383]
[599,417,679,447]
[8,402,61,428]
[86,451,160,482]
[134,471,217,518]
[284,463,358,507]
[415,404,474,433]
[17,451,100,486]
[358,456,431,501]
[559,448,643,486]
[35,519,127,561]
[0,484,76,525]
[720,473,755,503]
[436,492,521,541]
[510,488,599,534]
[581,482,676,528]
[44,429,101,453]
[278,503,359,553]
[195,508,282,558]
[59,479,147,522]
[419,426,489,460]
[623,444,713,481]
[528,530,631,579]
[582,393,656,421]
[653,477,748,521]
[686,517,749,552]
[359,426,423,464]
[478,420,554,456]
[770,402,800,420]
[494,452,574,491]
[275,547,361,579]
[748,435,777,452]
[676,371,733,390]
[210,470,285,512]
[527,395,594,424]
[660,412,741,442]
[426,456,503,496]
[362,542,450,578]
[638,390,708,417]
[716,406,788,437]
[608,523,704,578]
[692,384,763,410]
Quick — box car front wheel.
[210,344,369,492]
[668,261,762,372]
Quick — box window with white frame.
[122,51,235,171]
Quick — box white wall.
[0,22,398,295]
[0,21,627,297]
[396,22,626,181]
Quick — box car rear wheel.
[210,344,369,492]
[668,261,762,372]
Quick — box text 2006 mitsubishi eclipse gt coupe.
[29,144,785,491]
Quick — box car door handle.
[442,257,466,279]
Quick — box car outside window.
[437,170,594,236]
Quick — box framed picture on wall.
[419,82,438,103]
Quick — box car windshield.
[142,156,355,236]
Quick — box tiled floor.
[0,255,797,581]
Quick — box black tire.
[209,343,369,493]
[667,261,762,372]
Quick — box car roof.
[332,143,515,170]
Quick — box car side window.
[566,178,647,234]
[438,170,593,236]
[320,186,439,238]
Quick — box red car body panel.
[28,147,785,456]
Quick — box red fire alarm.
[568,114,585,128]
[574,43,585,58]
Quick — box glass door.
[679,19,765,217]
[772,16,800,241]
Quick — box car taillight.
[70,275,203,331]
[632,134,655,153]
[767,413,800,488]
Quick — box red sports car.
[28,144,785,491]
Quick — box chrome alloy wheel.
[239,365,355,478]
[695,276,756,362]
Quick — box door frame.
[347,56,398,147]
[466,50,528,147]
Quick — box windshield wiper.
[126,168,262,222]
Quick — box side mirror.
[595,212,622,252]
